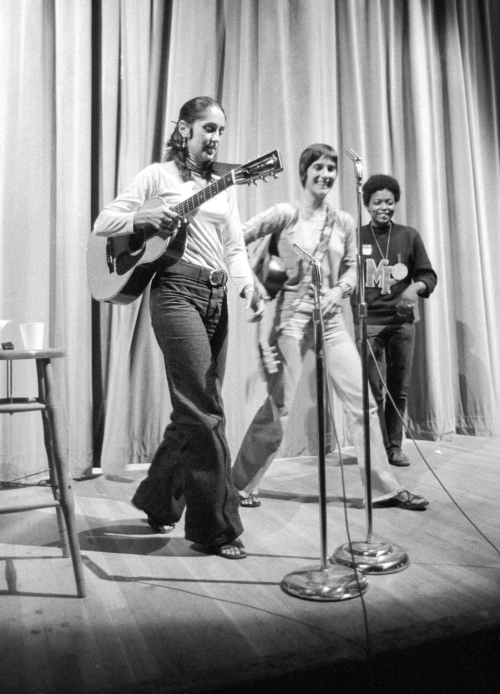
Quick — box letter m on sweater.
[365,259,392,295]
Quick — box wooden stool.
[0,349,86,598]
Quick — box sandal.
[215,538,248,560]
[392,490,429,510]
[147,515,175,534]
[196,538,248,560]
[132,498,175,534]
[239,493,261,508]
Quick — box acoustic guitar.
[87,150,283,305]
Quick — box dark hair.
[299,144,338,187]
[362,174,401,206]
[164,96,225,181]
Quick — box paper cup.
[20,322,45,350]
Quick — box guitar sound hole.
[128,233,146,255]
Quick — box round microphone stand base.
[330,539,409,574]
[281,563,368,601]
[79,467,105,479]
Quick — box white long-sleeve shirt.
[93,161,254,295]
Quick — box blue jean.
[232,304,402,503]
[361,323,416,453]
[132,265,243,546]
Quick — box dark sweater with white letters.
[351,222,437,325]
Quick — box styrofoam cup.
[20,322,45,350]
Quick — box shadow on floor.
[103,626,500,694]
[212,628,500,694]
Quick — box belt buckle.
[209,270,221,287]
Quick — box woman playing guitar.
[93,97,267,559]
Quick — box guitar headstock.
[234,150,283,186]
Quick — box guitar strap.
[212,161,240,176]
[281,204,336,321]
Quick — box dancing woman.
[232,144,429,512]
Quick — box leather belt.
[163,259,228,287]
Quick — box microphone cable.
[366,339,500,559]
[320,314,373,661]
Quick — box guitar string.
[139,172,234,244]
[137,154,277,244]
[103,153,281,287]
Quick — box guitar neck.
[135,150,282,247]
[136,170,236,247]
[172,170,235,217]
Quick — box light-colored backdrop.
[1,0,499,478]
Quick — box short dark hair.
[362,174,401,206]
[299,144,338,187]
[165,96,225,180]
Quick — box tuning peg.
[263,177,268,182]
[252,180,258,186]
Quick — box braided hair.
[165,96,225,182]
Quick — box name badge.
[362,244,372,255]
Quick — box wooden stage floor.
[1,435,500,694]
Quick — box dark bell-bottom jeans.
[132,267,243,547]
[358,323,415,454]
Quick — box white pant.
[232,308,403,503]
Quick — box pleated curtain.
[1,0,499,480]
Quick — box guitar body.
[87,198,187,305]
[87,150,283,304]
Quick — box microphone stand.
[280,245,368,600]
[329,149,409,574]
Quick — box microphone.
[346,148,363,182]
[292,244,322,287]
[346,148,362,162]
[292,243,315,264]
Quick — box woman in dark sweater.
[351,174,437,467]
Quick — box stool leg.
[37,366,70,557]
[37,358,87,598]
